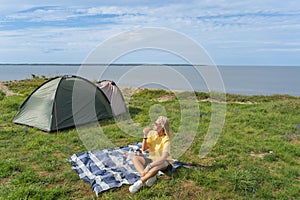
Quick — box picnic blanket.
[68,142,188,196]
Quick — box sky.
[0,0,300,66]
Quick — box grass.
[1,77,300,199]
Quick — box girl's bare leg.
[131,156,146,175]
[141,161,169,183]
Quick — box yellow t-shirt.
[146,130,172,164]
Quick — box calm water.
[0,64,299,96]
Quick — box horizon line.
[0,63,299,67]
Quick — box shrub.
[0,90,5,100]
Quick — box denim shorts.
[144,157,152,167]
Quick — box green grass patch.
[0,77,299,199]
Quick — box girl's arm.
[148,152,169,167]
[142,128,150,151]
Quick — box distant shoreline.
[0,63,299,67]
[1,65,300,96]
[1,78,300,98]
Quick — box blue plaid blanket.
[68,143,188,196]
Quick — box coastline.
[1,78,299,104]
[1,65,300,96]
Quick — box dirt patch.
[0,82,17,96]
[290,139,300,145]
[200,98,254,104]
[176,180,220,199]
[0,177,12,185]
[119,87,144,100]
[250,151,273,158]
[156,94,175,102]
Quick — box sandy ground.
[0,82,17,96]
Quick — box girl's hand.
[143,127,151,137]
[141,171,147,177]
[142,164,150,176]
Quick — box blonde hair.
[157,116,170,138]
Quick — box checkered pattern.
[68,143,188,196]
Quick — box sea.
[0,64,299,96]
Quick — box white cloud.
[258,48,300,52]
[0,1,299,65]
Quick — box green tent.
[13,75,113,132]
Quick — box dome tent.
[95,80,127,116]
[13,75,113,132]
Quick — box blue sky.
[0,0,299,66]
